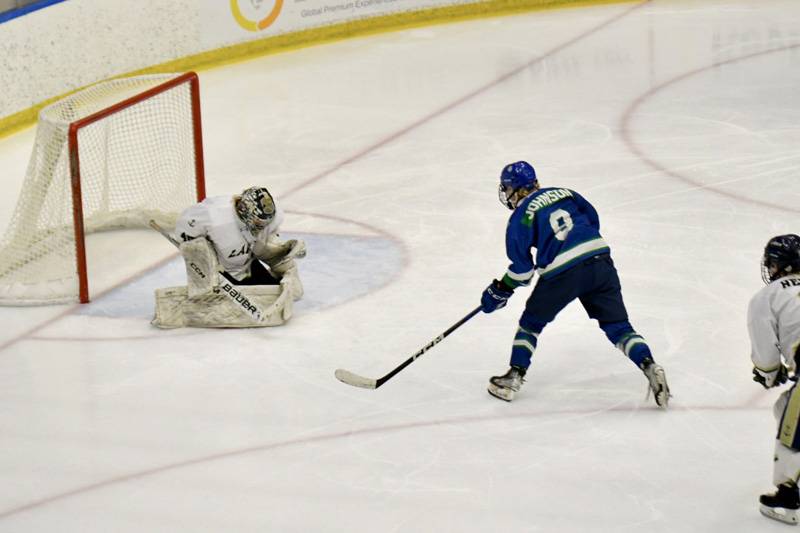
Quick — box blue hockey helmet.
[498,161,538,210]
[762,234,800,284]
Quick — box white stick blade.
[335,369,377,389]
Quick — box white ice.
[1,0,800,531]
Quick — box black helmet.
[762,234,800,284]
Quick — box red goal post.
[0,72,206,305]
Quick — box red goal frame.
[66,72,206,303]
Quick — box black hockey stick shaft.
[335,306,482,389]
[376,306,482,386]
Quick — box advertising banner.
[201,0,477,48]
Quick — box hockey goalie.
[152,186,306,328]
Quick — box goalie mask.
[498,161,538,210]
[235,186,276,235]
[761,234,800,284]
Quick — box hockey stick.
[149,220,181,247]
[334,306,482,389]
[148,220,282,324]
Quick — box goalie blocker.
[152,229,305,329]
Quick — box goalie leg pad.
[151,287,189,329]
[152,284,293,328]
[275,261,304,300]
[179,238,219,298]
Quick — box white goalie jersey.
[173,195,284,281]
[748,274,800,374]
[152,193,305,329]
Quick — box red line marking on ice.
[0,1,657,520]
[0,1,649,354]
[620,44,800,215]
[0,401,761,520]
[0,253,179,353]
[278,1,652,200]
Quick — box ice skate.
[642,358,670,408]
[760,483,800,525]
[488,366,526,402]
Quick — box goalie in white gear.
[152,186,305,328]
[749,234,800,525]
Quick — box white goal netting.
[0,73,204,305]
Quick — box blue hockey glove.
[481,279,514,313]
[753,365,788,389]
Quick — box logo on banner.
[230,0,283,32]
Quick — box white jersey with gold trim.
[748,273,800,374]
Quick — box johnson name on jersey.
[502,187,610,288]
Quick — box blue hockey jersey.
[501,187,610,287]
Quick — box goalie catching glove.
[254,236,306,300]
[256,238,306,269]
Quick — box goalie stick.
[334,306,482,389]
[148,219,282,324]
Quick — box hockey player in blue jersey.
[480,161,670,407]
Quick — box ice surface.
[0,1,799,531]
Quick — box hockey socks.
[600,321,652,367]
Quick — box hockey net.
[0,72,205,305]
